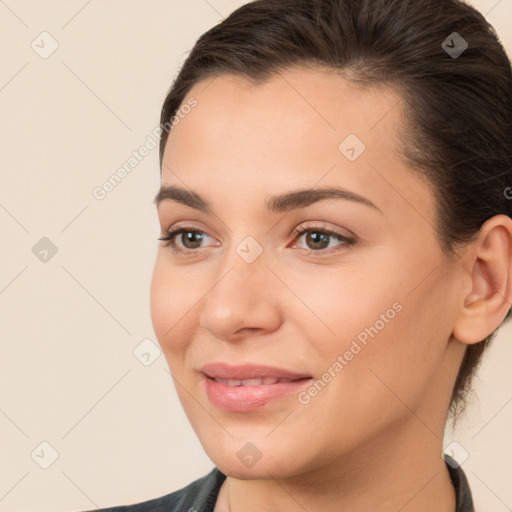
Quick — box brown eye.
[290,225,356,255]
[158,228,211,253]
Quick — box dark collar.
[444,455,475,512]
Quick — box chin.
[200,433,308,479]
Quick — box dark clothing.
[83,455,473,512]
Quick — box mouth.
[199,363,313,412]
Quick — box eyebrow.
[153,185,382,214]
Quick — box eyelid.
[291,221,356,240]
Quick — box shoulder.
[77,467,226,512]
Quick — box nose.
[199,248,282,341]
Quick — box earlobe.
[452,215,512,345]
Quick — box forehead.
[170,66,404,149]
[161,67,435,226]
[164,66,403,173]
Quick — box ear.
[452,214,512,345]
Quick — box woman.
[85,0,512,510]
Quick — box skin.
[150,66,512,512]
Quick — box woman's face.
[150,67,466,479]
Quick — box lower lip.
[203,376,313,412]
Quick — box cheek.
[294,253,450,404]
[287,259,403,350]
[149,256,197,358]
[331,274,452,416]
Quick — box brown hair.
[158,0,512,422]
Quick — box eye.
[157,223,356,256]
[289,224,355,255]
[158,227,215,255]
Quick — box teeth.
[245,378,271,386]
[213,377,297,386]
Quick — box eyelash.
[157,224,355,256]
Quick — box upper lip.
[200,362,311,380]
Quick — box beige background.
[1,1,511,511]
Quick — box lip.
[199,362,311,380]
[199,362,313,412]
